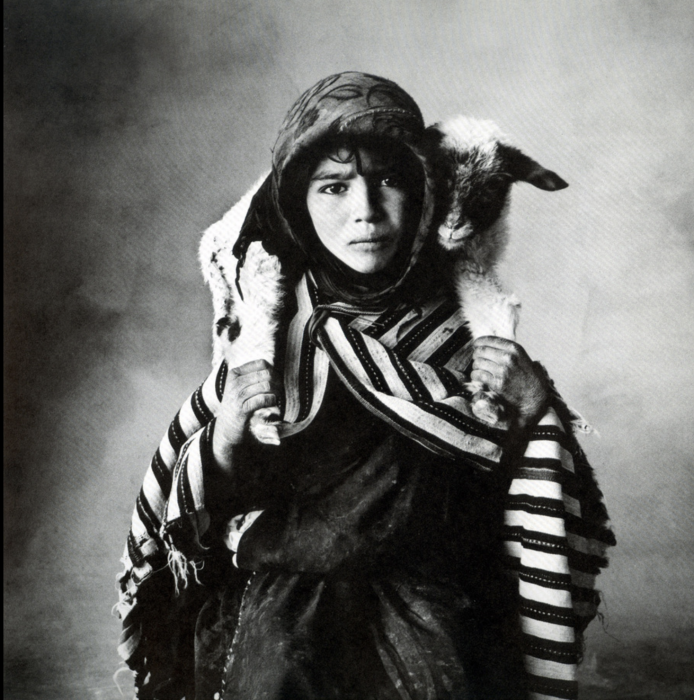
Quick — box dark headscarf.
[233,72,436,307]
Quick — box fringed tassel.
[164,515,203,595]
[165,539,203,594]
[112,663,133,697]
[566,404,599,437]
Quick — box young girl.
[117,72,614,700]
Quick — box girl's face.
[305,146,414,275]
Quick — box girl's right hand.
[212,360,281,465]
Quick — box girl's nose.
[352,178,380,223]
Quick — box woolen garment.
[115,71,615,700]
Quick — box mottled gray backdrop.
[5,1,693,698]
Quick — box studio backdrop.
[5,1,693,698]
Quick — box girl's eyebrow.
[310,168,355,182]
[311,164,396,182]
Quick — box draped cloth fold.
[116,274,614,700]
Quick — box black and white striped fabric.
[117,273,614,700]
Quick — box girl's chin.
[342,251,396,275]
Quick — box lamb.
[199,172,286,445]
[422,115,568,423]
[199,115,570,440]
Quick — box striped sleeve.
[503,406,615,700]
[117,362,227,671]
[125,362,225,564]
[160,418,224,561]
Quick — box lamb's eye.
[480,179,508,201]
[381,176,400,188]
[486,181,503,193]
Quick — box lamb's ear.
[500,144,569,191]
[420,124,446,159]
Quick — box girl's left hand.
[471,336,549,429]
[224,510,264,565]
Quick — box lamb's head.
[423,116,568,269]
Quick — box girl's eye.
[319,183,348,195]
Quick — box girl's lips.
[350,237,391,248]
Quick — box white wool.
[429,117,518,341]
[454,260,519,427]
[225,240,285,445]
[199,173,284,444]
[455,265,520,340]
[435,115,509,156]
[450,204,511,273]
[226,241,284,368]
[432,116,521,424]
[432,116,590,432]
[199,172,269,365]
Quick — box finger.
[475,337,533,365]
[226,529,243,553]
[470,369,497,389]
[243,393,278,414]
[238,369,282,394]
[240,510,264,531]
[231,359,272,376]
[473,345,514,366]
[472,336,518,352]
[238,379,274,402]
[230,369,273,392]
[227,514,246,531]
[472,357,501,376]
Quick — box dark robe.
[193,370,527,700]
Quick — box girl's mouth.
[350,237,391,249]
